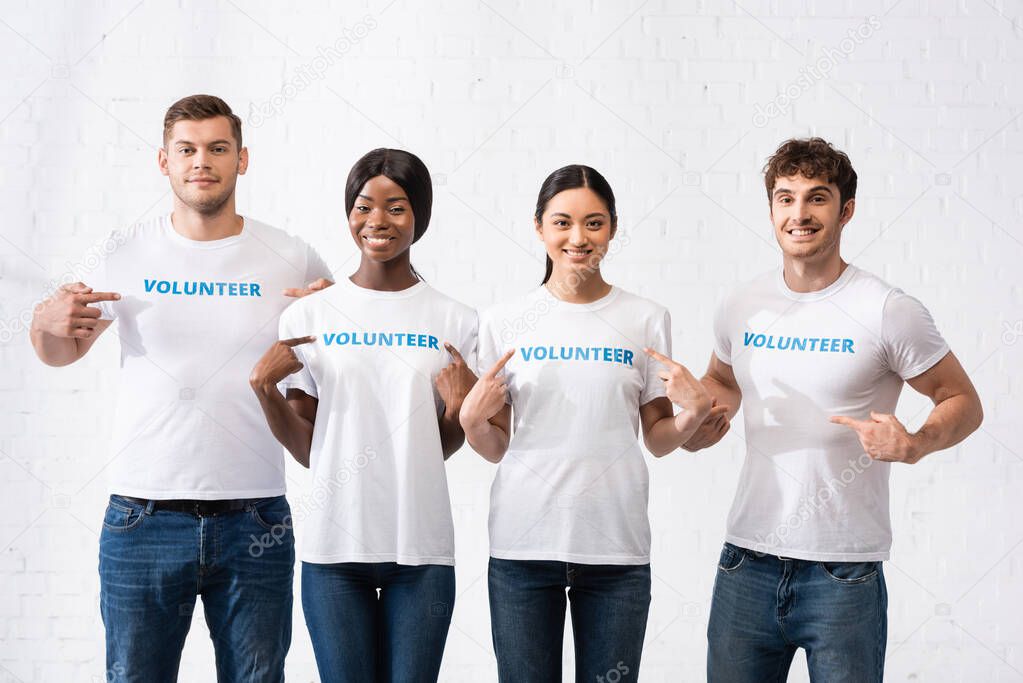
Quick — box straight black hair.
[534,165,617,284]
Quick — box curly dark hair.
[763,137,857,207]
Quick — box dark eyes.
[553,220,603,228]
[354,205,405,214]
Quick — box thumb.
[64,282,92,294]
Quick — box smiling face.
[348,175,416,262]
[770,174,855,262]
[159,116,247,215]
[535,187,616,279]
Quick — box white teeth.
[790,229,816,236]
[364,236,391,245]
[565,249,590,256]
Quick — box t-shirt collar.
[775,263,859,302]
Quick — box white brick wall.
[1,0,1020,680]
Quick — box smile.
[363,235,396,246]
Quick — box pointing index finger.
[444,342,464,363]
[280,335,315,347]
[643,346,674,367]
[486,349,515,377]
[80,291,120,303]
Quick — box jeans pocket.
[102,496,146,532]
[717,543,746,573]
[818,561,880,584]
[249,497,293,533]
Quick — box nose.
[792,199,813,224]
[367,207,389,228]
[568,225,588,246]
[191,150,211,170]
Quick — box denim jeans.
[707,542,888,682]
[488,558,651,683]
[98,494,294,683]
[301,561,455,682]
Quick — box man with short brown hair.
[686,137,982,681]
[30,94,330,682]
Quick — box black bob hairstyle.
[344,148,433,244]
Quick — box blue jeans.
[98,495,294,683]
[488,558,651,683]
[707,542,888,682]
[301,561,455,682]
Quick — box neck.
[170,197,242,241]
[782,251,847,293]
[546,267,611,304]
[350,253,419,291]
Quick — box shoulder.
[611,288,670,326]
[244,218,317,258]
[479,288,540,327]
[420,283,477,322]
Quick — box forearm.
[646,409,706,457]
[701,375,741,419]
[251,384,314,467]
[439,407,466,459]
[910,392,983,461]
[30,327,83,367]
[463,418,510,464]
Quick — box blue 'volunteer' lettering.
[743,331,854,353]
[519,345,635,366]
[144,279,262,297]
[322,332,440,349]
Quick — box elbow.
[644,439,673,458]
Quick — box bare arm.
[250,336,318,467]
[30,282,119,366]
[459,350,515,463]
[831,351,983,464]
[463,403,512,464]
[435,343,478,459]
[681,353,742,452]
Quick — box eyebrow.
[550,212,607,219]
[357,194,408,202]
[773,185,833,197]
[174,139,233,147]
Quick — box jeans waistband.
[116,495,271,516]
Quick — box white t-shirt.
[478,286,670,565]
[278,278,477,566]
[91,215,330,500]
[714,265,950,561]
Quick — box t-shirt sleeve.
[712,295,732,365]
[640,307,671,405]
[476,311,499,376]
[303,242,332,283]
[88,230,122,321]
[277,307,318,399]
[459,309,479,373]
[881,289,950,380]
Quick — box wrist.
[907,429,934,463]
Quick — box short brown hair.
[162,94,243,149]
[763,137,857,206]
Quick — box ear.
[609,219,618,240]
[534,215,544,241]
[839,197,855,227]
[237,146,249,176]
[158,147,169,177]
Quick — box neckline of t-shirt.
[162,214,250,250]
[340,276,428,299]
[775,263,859,302]
[538,284,621,311]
